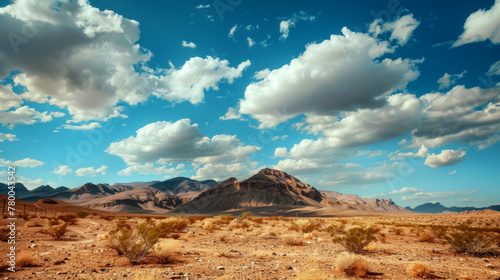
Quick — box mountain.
[151,177,217,194]
[49,183,134,203]
[83,186,182,214]
[407,202,500,213]
[0,182,30,196]
[174,168,409,215]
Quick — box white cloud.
[75,165,107,177]
[362,193,390,199]
[437,70,467,89]
[182,41,197,49]
[219,107,242,120]
[453,0,500,47]
[0,1,247,123]
[0,157,44,168]
[0,84,22,111]
[154,56,250,104]
[228,24,238,38]
[446,170,457,176]
[62,122,101,130]
[106,119,260,165]
[51,165,73,176]
[195,4,210,9]
[370,14,420,46]
[0,106,65,128]
[273,159,320,175]
[254,68,270,80]
[389,186,421,194]
[424,149,466,168]
[279,11,316,40]
[319,171,389,186]
[118,163,183,177]
[247,37,255,48]
[487,60,500,76]
[239,26,421,128]
[191,163,250,181]
[402,190,478,201]
[0,133,17,142]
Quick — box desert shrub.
[325,223,346,236]
[237,211,253,222]
[76,211,88,219]
[230,219,251,230]
[16,251,36,267]
[152,239,179,264]
[333,227,377,253]
[187,216,206,224]
[445,225,495,255]
[25,219,44,228]
[57,214,77,225]
[39,223,69,240]
[407,261,431,278]
[107,220,160,264]
[46,217,61,226]
[335,252,370,277]
[203,219,218,233]
[282,235,303,246]
[158,217,189,237]
[289,219,323,233]
[418,231,436,243]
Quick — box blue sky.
[1,0,500,208]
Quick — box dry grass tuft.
[418,231,436,243]
[16,251,37,267]
[152,239,179,264]
[407,261,432,278]
[282,235,303,246]
[38,223,69,240]
[335,252,370,277]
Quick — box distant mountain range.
[0,170,410,215]
[406,202,500,214]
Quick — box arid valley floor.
[1,201,499,280]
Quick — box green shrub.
[76,211,88,218]
[107,220,160,264]
[333,227,376,253]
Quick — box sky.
[0,0,500,208]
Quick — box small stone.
[217,266,225,270]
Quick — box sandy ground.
[1,212,499,280]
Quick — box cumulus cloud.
[219,107,242,120]
[319,171,389,186]
[0,157,44,167]
[0,133,17,142]
[106,119,260,165]
[424,149,466,168]
[155,56,250,104]
[51,165,73,176]
[75,165,107,177]
[437,70,467,89]
[239,26,421,128]
[0,84,22,111]
[369,14,420,45]
[389,186,421,194]
[118,163,184,177]
[279,11,316,40]
[453,0,500,47]
[0,1,247,122]
[191,163,251,181]
[62,122,101,130]
[402,189,478,201]
[0,106,65,128]
[182,41,196,49]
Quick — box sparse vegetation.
[152,239,179,264]
[407,261,432,278]
[39,223,69,240]
[418,231,436,243]
[107,220,160,264]
[16,251,36,267]
[57,214,78,225]
[445,224,495,255]
[283,235,303,246]
[237,211,253,222]
[158,217,189,237]
[335,252,370,277]
[333,227,377,253]
[289,219,323,233]
[76,211,89,218]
